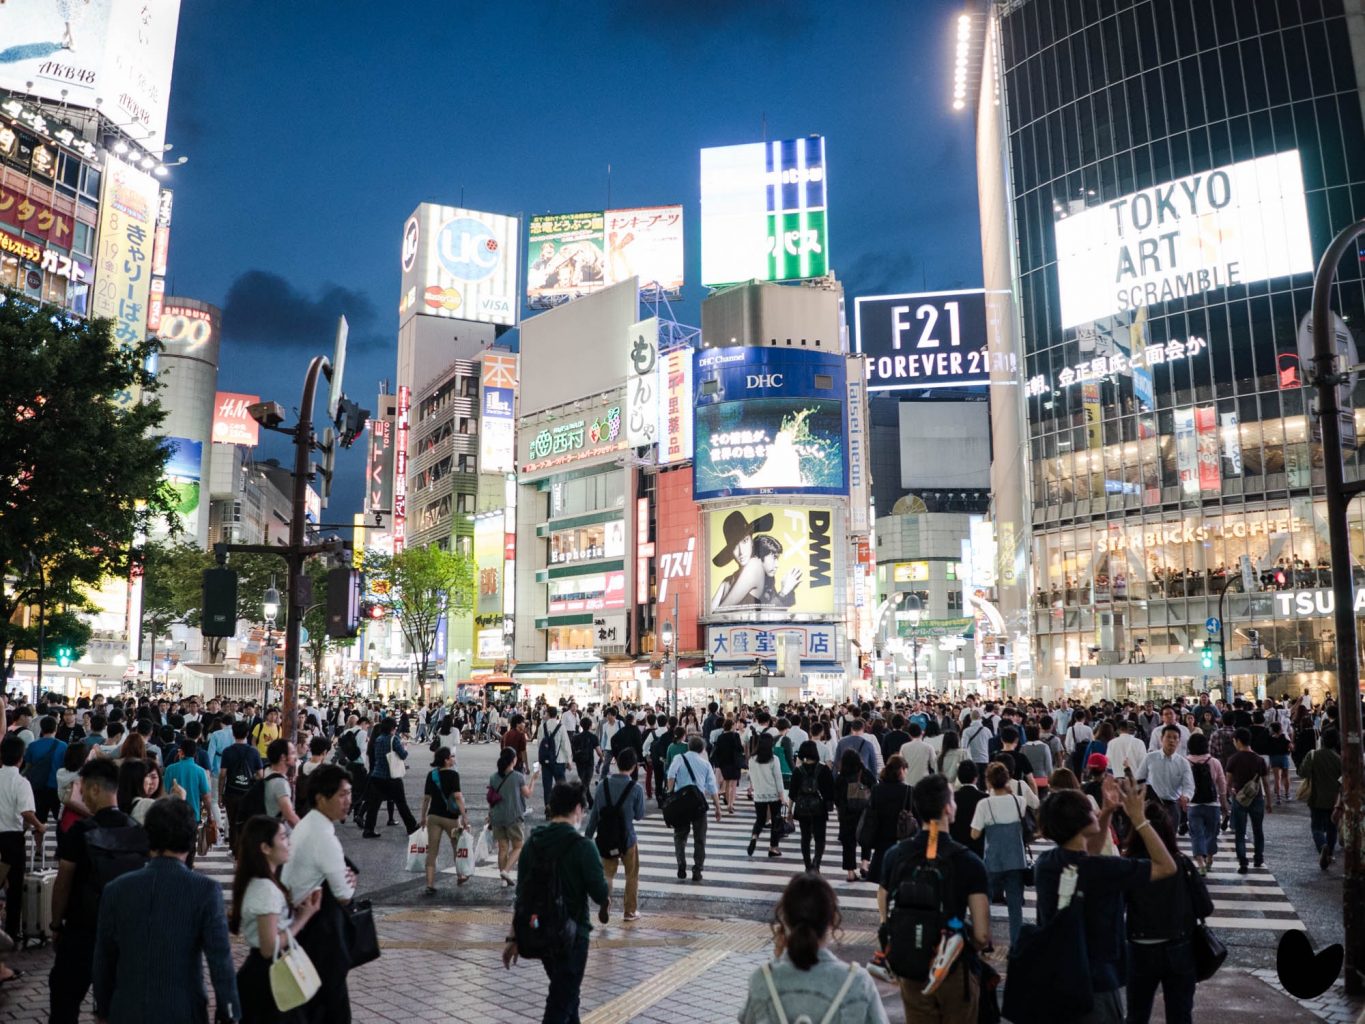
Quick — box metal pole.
[35,562,44,697]
[913,639,920,701]
[670,591,679,719]
[1309,219,1365,996]
[1217,573,1234,697]
[283,356,330,747]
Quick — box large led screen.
[1054,151,1313,329]
[706,505,835,615]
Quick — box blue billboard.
[693,348,847,500]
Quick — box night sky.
[161,0,983,518]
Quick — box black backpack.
[83,815,150,906]
[239,771,285,820]
[793,767,824,818]
[337,729,362,763]
[593,779,635,859]
[538,724,562,766]
[881,827,963,982]
[512,837,578,959]
[1191,760,1217,805]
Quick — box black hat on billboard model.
[713,510,775,567]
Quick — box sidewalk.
[0,907,1336,1023]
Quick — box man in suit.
[92,798,239,1024]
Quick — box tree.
[365,545,476,688]
[301,558,351,699]
[0,294,175,679]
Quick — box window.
[947,590,965,612]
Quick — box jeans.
[1187,804,1220,859]
[797,814,828,871]
[541,928,591,1024]
[1231,796,1265,865]
[751,800,783,850]
[673,812,708,874]
[1310,806,1339,855]
[1126,938,1196,1024]
[541,761,566,806]
[989,868,1027,946]
[364,776,417,834]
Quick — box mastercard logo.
[424,287,463,312]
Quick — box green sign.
[527,407,621,461]
[897,616,974,640]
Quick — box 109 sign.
[854,289,990,391]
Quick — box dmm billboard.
[706,505,835,616]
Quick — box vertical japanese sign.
[394,386,411,551]
[846,355,869,534]
[92,154,158,406]
[1195,405,1220,492]
[1174,408,1198,496]
[657,347,694,466]
[365,416,394,512]
[147,188,172,331]
[626,317,659,447]
[479,351,517,474]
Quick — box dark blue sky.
[162,0,983,517]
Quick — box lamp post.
[262,581,280,709]
[904,594,923,701]
[662,618,676,719]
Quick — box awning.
[512,661,601,675]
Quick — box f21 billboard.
[693,348,847,500]
[854,289,989,391]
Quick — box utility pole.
[1308,219,1365,995]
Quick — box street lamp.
[262,581,280,707]
[904,594,924,701]
[661,619,676,718]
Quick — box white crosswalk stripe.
[625,813,1303,930]
[36,829,236,903]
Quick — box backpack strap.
[819,963,861,1024]
[760,963,790,1024]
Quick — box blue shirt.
[666,750,718,797]
[163,759,211,822]
[584,773,646,849]
[207,728,233,775]
[23,736,66,789]
[370,734,407,779]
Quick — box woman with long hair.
[863,755,912,883]
[115,758,164,825]
[937,730,966,780]
[710,718,744,814]
[117,731,147,765]
[738,873,887,1023]
[229,816,322,1023]
[969,761,1035,946]
[56,741,92,835]
[747,732,789,858]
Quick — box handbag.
[662,755,707,827]
[270,931,322,1011]
[487,771,510,807]
[895,785,918,841]
[1191,922,1228,981]
[385,737,407,779]
[343,899,381,968]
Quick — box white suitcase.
[22,840,56,946]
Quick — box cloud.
[839,247,922,299]
[221,270,386,351]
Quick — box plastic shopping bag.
[474,823,496,867]
[405,830,428,873]
[454,829,477,879]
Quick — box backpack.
[571,731,595,769]
[842,772,872,814]
[1002,863,1093,1024]
[1191,760,1217,805]
[593,779,635,860]
[337,729,361,763]
[793,768,824,818]
[83,816,150,906]
[239,771,285,820]
[512,836,578,959]
[881,825,964,981]
[538,724,562,766]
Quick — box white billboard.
[399,204,519,327]
[625,317,659,447]
[0,0,182,143]
[1054,151,1313,329]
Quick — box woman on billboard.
[711,511,802,611]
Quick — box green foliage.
[302,559,350,694]
[364,544,476,682]
[0,294,174,676]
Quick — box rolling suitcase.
[22,837,56,946]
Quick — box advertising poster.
[521,403,626,477]
[0,0,182,141]
[547,569,625,613]
[854,290,990,390]
[365,416,394,513]
[1221,411,1243,479]
[158,302,221,360]
[394,386,410,551]
[700,135,828,286]
[212,392,262,447]
[526,212,605,307]
[1054,151,1314,328]
[0,182,73,245]
[656,467,702,651]
[163,436,202,536]
[626,317,659,446]
[1174,407,1199,496]
[605,206,684,296]
[658,347,694,466]
[707,623,836,660]
[474,516,503,619]
[479,351,517,474]
[93,154,159,405]
[694,348,847,499]
[846,356,869,534]
[1195,405,1220,492]
[706,505,836,616]
[399,204,519,326]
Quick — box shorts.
[1268,754,1291,770]
[492,822,524,845]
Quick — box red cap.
[1086,752,1110,771]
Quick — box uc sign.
[854,289,990,391]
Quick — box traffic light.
[704,655,715,675]
[363,602,386,621]
[55,645,73,667]
[325,566,361,638]
[1200,643,1214,670]
[334,397,371,449]
[201,568,239,637]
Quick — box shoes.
[1320,846,1333,870]
[768,849,782,858]
[677,866,687,879]
[457,874,470,886]
[598,904,609,924]
[692,869,703,882]
[1237,861,1249,875]
[747,837,757,857]
[867,950,894,984]
[923,932,966,996]
[424,886,437,895]
[500,872,514,887]
[624,912,641,921]
[1254,856,1263,868]
[362,831,381,838]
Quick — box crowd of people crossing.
[0,684,1350,1023]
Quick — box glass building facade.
[989,0,1365,697]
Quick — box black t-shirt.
[611,724,642,757]
[879,829,989,924]
[950,786,986,858]
[572,731,599,767]
[424,768,461,817]
[1034,847,1152,992]
[220,742,264,794]
[57,806,139,930]
[882,730,910,759]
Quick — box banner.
[366,416,394,512]
[1221,411,1243,478]
[526,212,605,307]
[854,290,990,391]
[707,505,835,615]
[1195,405,1220,492]
[605,206,684,296]
[212,392,261,446]
[656,468,702,651]
[1174,407,1198,496]
[626,318,659,446]
[163,436,202,537]
[399,204,519,326]
[93,154,159,405]
[707,623,836,660]
[897,616,974,640]
[658,347,694,466]
[846,356,869,534]
[0,182,74,245]
[474,516,504,623]
[479,351,517,474]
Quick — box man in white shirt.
[0,734,42,939]
[536,707,574,808]
[1062,709,1094,755]
[1105,719,1148,779]
[1146,706,1191,755]
[561,703,580,737]
[282,764,357,1021]
[785,715,810,751]
[961,709,994,770]
[898,722,938,786]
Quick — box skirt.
[237,948,302,1023]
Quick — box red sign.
[212,392,262,446]
[0,184,73,245]
[394,386,411,552]
[655,466,702,652]
[1195,405,1220,493]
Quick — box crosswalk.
[624,811,1303,931]
[34,828,237,904]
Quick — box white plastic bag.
[454,829,477,879]
[474,823,496,867]
[404,829,428,873]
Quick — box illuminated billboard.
[693,348,846,500]
[706,505,836,616]
[526,205,684,308]
[398,204,519,327]
[93,154,160,405]
[365,416,394,513]
[658,347,694,466]
[479,351,517,474]
[656,467,702,651]
[0,0,183,142]
[854,290,990,390]
[700,136,827,286]
[163,436,202,538]
[1054,151,1313,328]
[626,318,659,447]
[212,392,262,447]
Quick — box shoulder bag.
[486,771,511,807]
[343,898,381,968]
[662,755,707,827]
[1295,752,1314,803]
[270,931,322,1012]
[759,960,859,1024]
[385,737,407,779]
[896,783,918,841]
[1182,857,1227,981]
